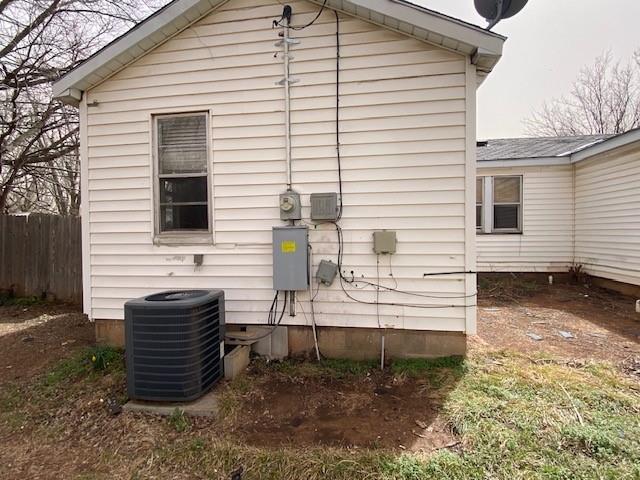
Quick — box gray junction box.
[272,226,309,291]
[373,230,397,254]
[310,192,338,221]
[316,259,338,286]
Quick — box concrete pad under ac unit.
[123,390,219,417]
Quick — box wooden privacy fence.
[0,214,82,303]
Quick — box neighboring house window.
[476,175,522,234]
[476,177,484,230]
[154,112,211,240]
[492,176,522,232]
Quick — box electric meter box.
[272,226,309,291]
[279,190,301,221]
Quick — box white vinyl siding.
[83,0,474,332]
[574,148,640,286]
[476,165,574,272]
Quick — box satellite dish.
[475,0,528,29]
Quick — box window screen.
[493,176,521,231]
[156,113,209,233]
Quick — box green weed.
[265,357,378,379]
[155,352,640,479]
[167,408,190,433]
[391,356,466,377]
[0,294,44,306]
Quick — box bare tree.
[0,0,166,214]
[525,51,640,137]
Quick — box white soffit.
[478,157,572,168]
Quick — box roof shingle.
[477,135,613,161]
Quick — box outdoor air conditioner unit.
[124,289,225,402]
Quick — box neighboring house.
[477,128,640,289]
[52,0,505,358]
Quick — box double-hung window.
[476,177,484,231]
[493,176,522,232]
[154,112,211,242]
[476,175,522,233]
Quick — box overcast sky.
[414,0,640,139]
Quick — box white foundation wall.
[476,165,575,272]
[84,0,475,332]
[574,148,640,286]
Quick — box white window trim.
[151,111,214,246]
[477,175,522,234]
[476,176,484,232]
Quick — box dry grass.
[1,347,639,479]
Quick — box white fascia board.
[477,157,571,168]
[55,88,83,106]
[388,0,505,54]
[54,0,505,103]
[329,0,505,55]
[311,0,503,77]
[52,0,218,99]
[571,128,640,163]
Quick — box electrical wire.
[334,8,343,221]
[388,254,398,289]
[377,253,385,370]
[423,271,477,276]
[267,291,278,325]
[308,244,321,361]
[225,291,288,342]
[270,3,473,312]
[375,254,381,328]
[298,296,324,361]
[333,222,477,300]
[273,0,328,30]
[332,222,477,308]
[344,279,478,299]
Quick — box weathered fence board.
[0,214,82,303]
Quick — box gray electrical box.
[279,190,301,221]
[316,259,338,286]
[272,226,309,291]
[373,230,397,254]
[310,192,338,221]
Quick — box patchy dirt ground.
[0,283,639,479]
[0,303,93,384]
[227,364,458,452]
[475,282,640,366]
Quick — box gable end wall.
[83,0,474,332]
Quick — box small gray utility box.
[272,226,309,291]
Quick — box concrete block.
[224,345,250,380]
[123,389,218,417]
[95,319,124,347]
[252,326,288,360]
[288,326,466,359]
